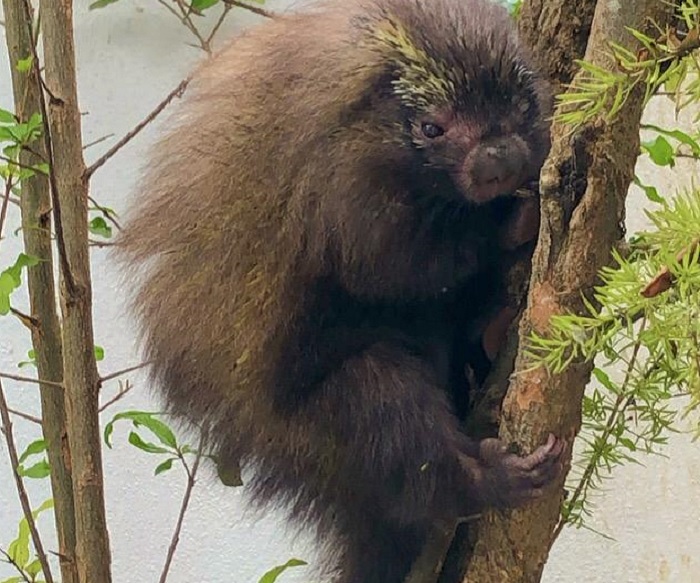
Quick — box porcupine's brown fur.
[115,1,562,581]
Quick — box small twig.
[0,175,13,245]
[641,237,700,298]
[88,238,115,248]
[0,372,63,388]
[158,429,207,583]
[156,0,185,24]
[0,547,33,583]
[223,0,275,19]
[7,407,42,424]
[10,307,40,330]
[0,380,55,583]
[98,380,134,413]
[205,2,231,47]
[83,133,115,150]
[0,154,47,173]
[178,0,211,50]
[20,144,47,163]
[85,78,191,179]
[99,361,152,383]
[552,316,648,539]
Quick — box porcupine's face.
[407,91,547,205]
[369,0,552,205]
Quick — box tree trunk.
[425,3,597,582]
[2,3,78,583]
[462,1,674,582]
[37,0,113,580]
[518,0,597,89]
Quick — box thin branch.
[10,307,41,330]
[155,0,186,25]
[158,430,206,583]
[100,361,152,383]
[552,315,648,539]
[98,380,134,413]
[0,547,32,583]
[0,154,46,173]
[8,406,42,424]
[84,78,191,179]
[0,380,55,583]
[172,0,211,51]
[0,372,63,388]
[205,2,231,47]
[88,238,115,248]
[83,133,115,150]
[0,175,13,244]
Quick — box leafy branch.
[526,188,700,531]
[557,0,700,128]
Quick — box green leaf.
[633,176,664,204]
[191,0,219,10]
[0,271,15,315]
[89,216,113,239]
[5,502,50,568]
[89,0,120,8]
[19,460,51,479]
[128,431,171,454]
[0,108,16,124]
[130,412,177,449]
[641,136,675,167]
[3,254,42,294]
[643,124,700,156]
[16,56,33,73]
[618,437,637,451]
[18,348,37,369]
[663,59,686,93]
[24,558,43,578]
[154,458,175,476]
[33,498,54,515]
[105,410,178,451]
[94,345,105,361]
[215,456,243,487]
[18,438,47,464]
[257,559,308,583]
[139,416,178,449]
[7,518,30,567]
[0,127,15,142]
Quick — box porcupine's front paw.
[475,433,565,508]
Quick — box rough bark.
[2,3,78,583]
[38,0,113,580]
[462,1,674,582]
[518,0,597,89]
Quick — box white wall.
[1,2,699,582]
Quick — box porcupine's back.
[114,0,389,467]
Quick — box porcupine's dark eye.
[421,122,445,139]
